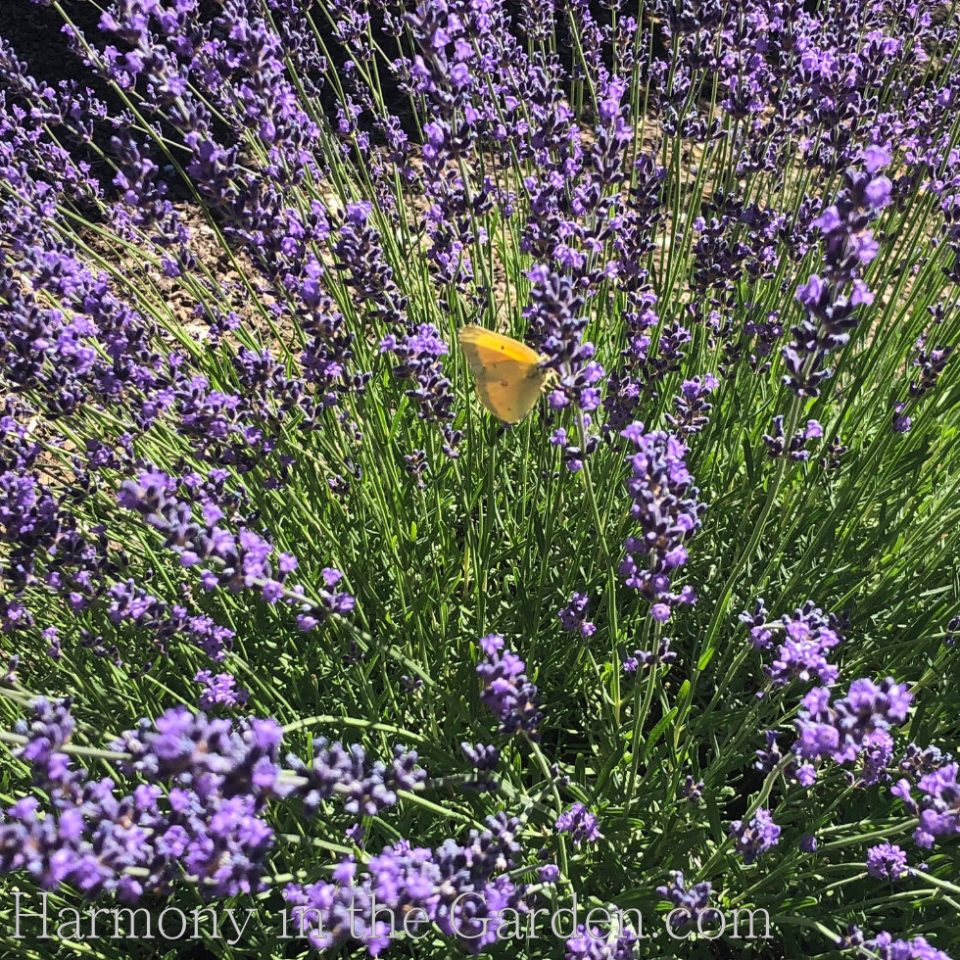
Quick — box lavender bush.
[1,0,959,956]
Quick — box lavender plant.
[1,0,959,957]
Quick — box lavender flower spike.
[619,423,704,622]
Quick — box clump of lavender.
[892,327,954,434]
[565,923,640,960]
[334,202,460,455]
[666,374,720,435]
[909,340,952,399]
[783,149,893,396]
[525,265,603,414]
[729,808,781,863]
[3,698,280,899]
[118,469,353,630]
[866,931,953,960]
[867,842,909,880]
[899,743,954,780]
[762,417,824,460]
[283,812,528,954]
[556,802,602,846]
[1,697,427,901]
[680,776,704,803]
[893,761,960,848]
[619,424,703,622]
[622,637,677,672]
[793,678,913,786]
[1,0,959,953]
[106,579,237,663]
[657,871,714,930]
[558,591,596,637]
[741,599,843,687]
[194,670,249,709]
[286,738,427,817]
[476,634,542,737]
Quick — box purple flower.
[194,671,248,709]
[558,592,596,637]
[12,696,75,786]
[746,600,843,688]
[117,470,353,630]
[460,742,499,791]
[565,923,639,960]
[286,739,426,817]
[784,161,892,397]
[893,761,960,849]
[863,145,892,175]
[1,690,439,905]
[666,373,720,435]
[729,808,781,863]
[867,842,909,881]
[769,631,838,686]
[793,678,912,784]
[524,265,603,413]
[477,634,542,737]
[622,637,677,673]
[538,863,560,883]
[865,176,893,210]
[555,802,601,846]
[762,416,825,460]
[866,931,953,960]
[681,776,704,802]
[4,699,283,898]
[284,813,528,954]
[900,743,954,779]
[740,598,775,648]
[619,424,704,621]
[893,402,913,434]
[657,871,714,930]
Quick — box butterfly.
[458,325,549,424]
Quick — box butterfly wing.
[458,325,547,423]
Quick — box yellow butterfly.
[458,325,549,424]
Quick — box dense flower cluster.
[728,808,781,864]
[656,871,714,930]
[793,678,913,786]
[476,634,542,737]
[867,842,909,881]
[893,761,960,848]
[866,931,954,960]
[565,924,639,960]
[666,375,720,436]
[783,152,894,396]
[194,670,249,709]
[741,599,843,687]
[619,424,703,622]
[283,813,528,955]
[558,592,596,638]
[0,698,426,901]
[555,803,601,846]
[0,0,958,954]
[118,469,354,631]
